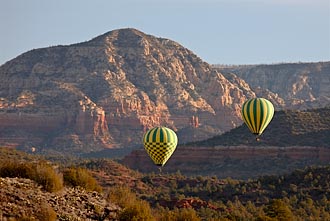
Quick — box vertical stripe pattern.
[241,98,274,135]
[143,127,178,166]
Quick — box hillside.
[0,148,120,220]
[122,107,330,178]
[139,165,330,220]
[1,148,330,220]
[191,107,330,147]
[0,177,120,220]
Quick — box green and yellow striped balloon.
[143,126,178,166]
[241,98,274,136]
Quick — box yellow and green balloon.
[143,126,178,166]
[241,98,274,137]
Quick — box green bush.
[264,199,294,221]
[63,167,102,192]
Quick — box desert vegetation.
[1,148,330,220]
[63,167,102,192]
[0,160,63,192]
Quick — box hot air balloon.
[241,98,274,140]
[143,126,178,167]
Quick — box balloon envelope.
[143,126,178,166]
[241,98,274,136]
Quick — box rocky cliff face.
[0,28,253,153]
[215,62,330,109]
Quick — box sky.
[0,0,329,65]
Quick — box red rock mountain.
[0,28,254,153]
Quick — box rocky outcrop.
[215,62,330,109]
[157,197,221,211]
[0,177,120,220]
[174,198,220,211]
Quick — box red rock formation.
[175,198,219,211]
[190,115,199,128]
[121,146,330,177]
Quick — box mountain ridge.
[0,28,252,153]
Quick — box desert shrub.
[32,162,63,192]
[107,186,154,221]
[255,215,274,221]
[0,160,63,192]
[63,167,102,192]
[118,200,154,221]
[176,208,201,221]
[107,186,138,208]
[36,202,57,221]
[10,206,56,221]
[158,208,201,221]
[0,160,34,178]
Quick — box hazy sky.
[1,0,329,65]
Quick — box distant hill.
[190,107,330,147]
[214,62,330,110]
